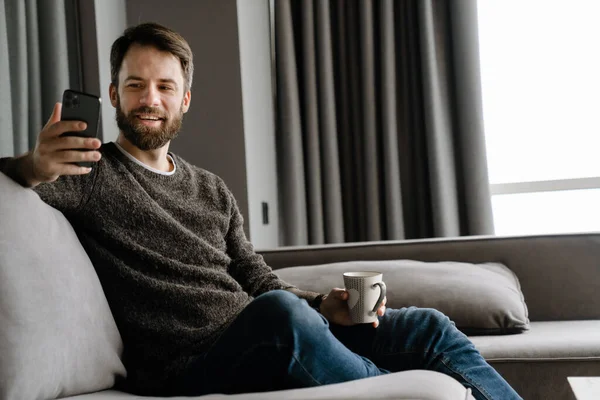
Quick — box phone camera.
[65,91,74,100]
[72,97,80,107]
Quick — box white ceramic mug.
[343,271,387,323]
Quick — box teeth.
[138,115,160,120]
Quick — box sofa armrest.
[258,233,600,322]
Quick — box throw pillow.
[275,259,529,335]
[0,172,126,400]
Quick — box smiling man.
[0,23,522,400]
[111,42,190,167]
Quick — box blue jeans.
[170,290,522,400]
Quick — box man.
[0,23,521,400]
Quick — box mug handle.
[371,281,387,314]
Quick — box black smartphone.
[60,89,101,168]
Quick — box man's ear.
[182,90,191,113]
[109,83,118,107]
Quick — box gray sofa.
[1,170,599,400]
[261,233,600,400]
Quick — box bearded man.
[0,22,522,400]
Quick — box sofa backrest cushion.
[0,172,126,400]
[275,259,529,335]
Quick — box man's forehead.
[124,75,179,85]
[119,45,183,80]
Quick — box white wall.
[78,0,127,142]
[94,0,127,142]
[123,0,280,247]
[236,0,280,248]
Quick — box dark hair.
[110,22,194,91]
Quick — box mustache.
[130,106,168,120]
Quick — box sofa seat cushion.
[60,370,474,399]
[471,320,600,361]
[275,259,529,335]
[471,320,600,400]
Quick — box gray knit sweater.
[29,143,294,393]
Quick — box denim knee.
[250,290,326,331]
[407,307,454,329]
[391,307,463,344]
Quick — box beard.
[115,96,184,151]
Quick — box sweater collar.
[113,141,177,176]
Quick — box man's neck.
[116,135,173,172]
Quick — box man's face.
[110,44,191,150]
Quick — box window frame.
[490,177,600,196]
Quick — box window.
[477,0,600,235]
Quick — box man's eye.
[160,86,173,91]
[127,83,141,88]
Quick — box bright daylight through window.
[477,0,600,235]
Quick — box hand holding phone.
[16,98,102,187]
[60,90,102,168]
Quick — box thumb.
[331,289,348,300]
[43,103,62,130]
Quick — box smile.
[136,114,164,121]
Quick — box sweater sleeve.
[33,170,99,222]
[0,156,97,215]
[224,190,295,297]
[35,167,99,216]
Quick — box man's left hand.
[319,288,387,328]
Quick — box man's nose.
[140,86,160,107]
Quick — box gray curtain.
[275,0,494,246]
[0,0,80,158]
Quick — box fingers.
[36,146,101,167]
[328,288,348,300]
[373,304,386,328]
[55,150,102,164]
[43,103,62,130]
[377,296,387,317]
[41,103,89,139]
[45,136,102,152]
[44,120,88,139]
[42,103,88,138]
[31,102,101,182]
[33,150,100,181]
[57,164,94,176]
[38,160,95,181]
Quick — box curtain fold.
[0,0,78,158]
[275,0,494,246]
[449,0,495,234]
[0,0,14,157]
[419,0,461,237]
[275,0,308,245]
[379,0,405,241]
[358,1,380,241]
[315,1,344,244]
